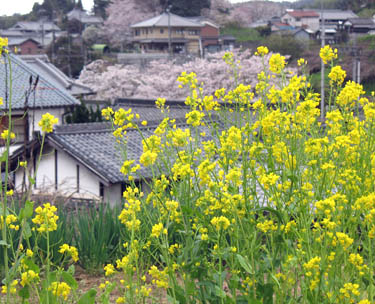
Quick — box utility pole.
[320,0,325,121]
[352,33,357,82]
[166,5,172,57]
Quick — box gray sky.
[1,0,250,16]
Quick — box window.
[176,28,184,35]
[188,30,199,35]
[160,29,164,34]
[0,115,27,146]
[135,29,140,36]
[99,182,104,198]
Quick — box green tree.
[94,0,110,19]
[65,102,103,123]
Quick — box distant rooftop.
[318,10,358,20]
[286,10,319,18]
[131,12,203,28]
[8,21,61,33]
[67,8,103,25]
[18,54,93,96]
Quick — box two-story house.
[131,12,204,55]
[281,10,320,31]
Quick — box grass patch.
[221,24,262,42]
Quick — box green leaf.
[0,240,10,248]
[28,177,35,185]
[18,285,30,299]
[270,273,281,289]
[23,222,32,240]
[214,285,226,298]
[19,201,34,221]
[23,257,40,273]
[67,265,75,276]
[24,201,34,218]
[0,151,7,163]
[77,289,97,304]
[236,254,254,274]
[167,294,180,304]
[62,271,78,290]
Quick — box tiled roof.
[48,119,219,184]
[114,98,190,126]
[346,18,375,26]
[0,54,80,110]
[8,21,61,32]
[19,54,93,96]
[287,11,319,18]
[318,10,358,20]
[49,122,152,183]
[131,13,203,28]
[7,37,41,46]
[67,8,103,24]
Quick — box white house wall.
[14,146,113,201]
[30,108,65,137]
[11,108,65,139]
[103,183,122,207]
[14,144,152,206]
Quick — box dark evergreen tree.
[93,0,110,19]
[160,0,210,16]
[65,103,103,123]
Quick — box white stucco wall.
[13,143,153,206]
[30,108,65,137]
[11,108,66,140]
[14,145,123,204]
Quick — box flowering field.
[2,36,375,303]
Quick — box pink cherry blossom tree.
[78,49,292,101]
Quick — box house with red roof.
[281,10,320,31]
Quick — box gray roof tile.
[0,54,80,110]
[114,98,190,126]
[48,116,221,184]
[131,13,203,28]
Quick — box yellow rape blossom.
[20,270,39,286]
[38,113,58,133]
[104,263,116,276]
[0,37,8,55]
[59,244,79,262]
[328,65,346,85]
[269,53,286,74]
[49,282,71,300]
[320,45,337,64]
[32,203,58,232]
[211,216,230,231]
[255,46,269,56]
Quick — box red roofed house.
[281,10,320,31]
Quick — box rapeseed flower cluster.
[32,203,58,232]
[320,45,338,64]
[49,282,71,300]
[38,113,58,133]
[6,42,375,303]
[59,244,79,262]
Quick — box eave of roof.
[0,54,80,110]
